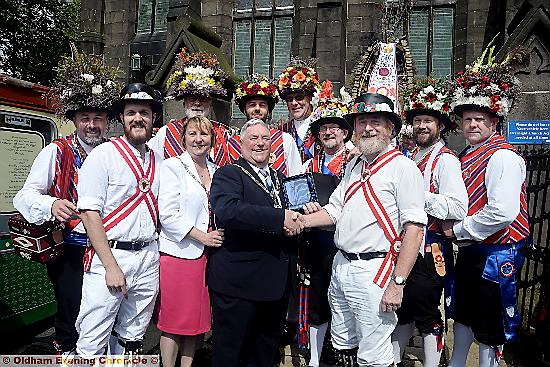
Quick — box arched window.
[137,0,169,33]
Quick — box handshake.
[283,202,324,236]
[283,210,305,236]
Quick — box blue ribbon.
[467,241,526,341]
[63,230,88,247]
[426,231,455,321]
[295,133,313,159]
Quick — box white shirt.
[453,143,526,242]
[147,124,168,157]
[77,136,161,242]
[13,136,94,234]
[324,146,427,253]
[413,141,468,221]
[158,151,217,259]
[280,131,303,176]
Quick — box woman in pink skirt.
[156,116,225,367]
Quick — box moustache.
[361,132,378,138]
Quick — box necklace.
[233,164,282,208]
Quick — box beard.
[413,129,439,148]
[185,106,212,119]
[354,132,391,157]
[124,122,153,146]
[80,127,106,147]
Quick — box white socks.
[308,322,329,367]
[479,343,503,367]
[391,323,415,364]
[422,333,443,367]
[448,323,474,367]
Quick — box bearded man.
[148,48,235,166]
[74,83,163,356]
[392,80,468,367]
[300,93,427,367]
[13,53,119,354]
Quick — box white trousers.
[76,243,160,356]
[329,251,397,367]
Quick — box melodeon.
[8,214,64,263]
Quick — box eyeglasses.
[319,126,342,133]
[283,94,306,103]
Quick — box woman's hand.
[202,229,225,247]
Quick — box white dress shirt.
[77,136,161,242]
[324,146,427,253]
[453,142,526,242]
[413,141,468,221]
[158,151,217,259]
[13,136,94,234]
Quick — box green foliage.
[0,0,81,85]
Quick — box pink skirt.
[155,253,211,335]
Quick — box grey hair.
[240,118,270,140]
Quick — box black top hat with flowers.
[345,92,402,135]
[450,44,529,120]
[235,74,280,113]
[309,81,353,142]
[404,78,457,133]
[113,83,162,115]
[48,44,121,121]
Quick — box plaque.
[282,173,318,211]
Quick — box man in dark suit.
[209,119,303,367]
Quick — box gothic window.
[408,3,454,77]
[233,0,294,120]
[137,0,169,33]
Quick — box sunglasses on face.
[284,94,306,103]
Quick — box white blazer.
[158,151,218,259]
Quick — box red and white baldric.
[83,138,159,271]
[344,149,402,288]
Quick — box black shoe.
[279,321,298,347]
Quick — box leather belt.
[340,250,387,261]
[108,240,152,251]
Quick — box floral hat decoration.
[235,74,280,112]
[404,78,457,132]
[277,56,320,98]
[309,80,353,142]
[165,48,228,100]
[344,92,403,136]
[450,43,530,119]
[48,44,121,120]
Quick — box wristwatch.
[392,274,406,286]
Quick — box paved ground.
[0,317,537,366]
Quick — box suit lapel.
[237,158,276,205]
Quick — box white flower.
[340,86,352,104]
[375,103,393,112]
[468,86,477,94]
[430,100,444,111]
[106,80,114,88]
[423,85,435,94]
[81,73,95,82]
[91,85,103,95]
[184,66,214,77]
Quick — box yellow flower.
[259,81,269,88]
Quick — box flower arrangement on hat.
[449,43,530,118]
[310,80,353,121]
[309,80,354,142]
[277,56,320,97]
[404,77,457,131]
[48,44,121,120]
[165,48,228,99]
[235,73,279,111]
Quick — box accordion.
[8,213,64,263]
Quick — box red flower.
[463,81,471,88]
[481,76,490,83]
[480,83,487,89]
[240,82,248,89]
[457,71,464,76]
[250,85,261,93]
[425,92,437,102]
[412,102,425,109]
[456,77,464,85]
[490,95,501,102]
[501,83,510,90]
[442,102,450,112]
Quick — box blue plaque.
[282,173,318,211]
[507,120,550,144]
